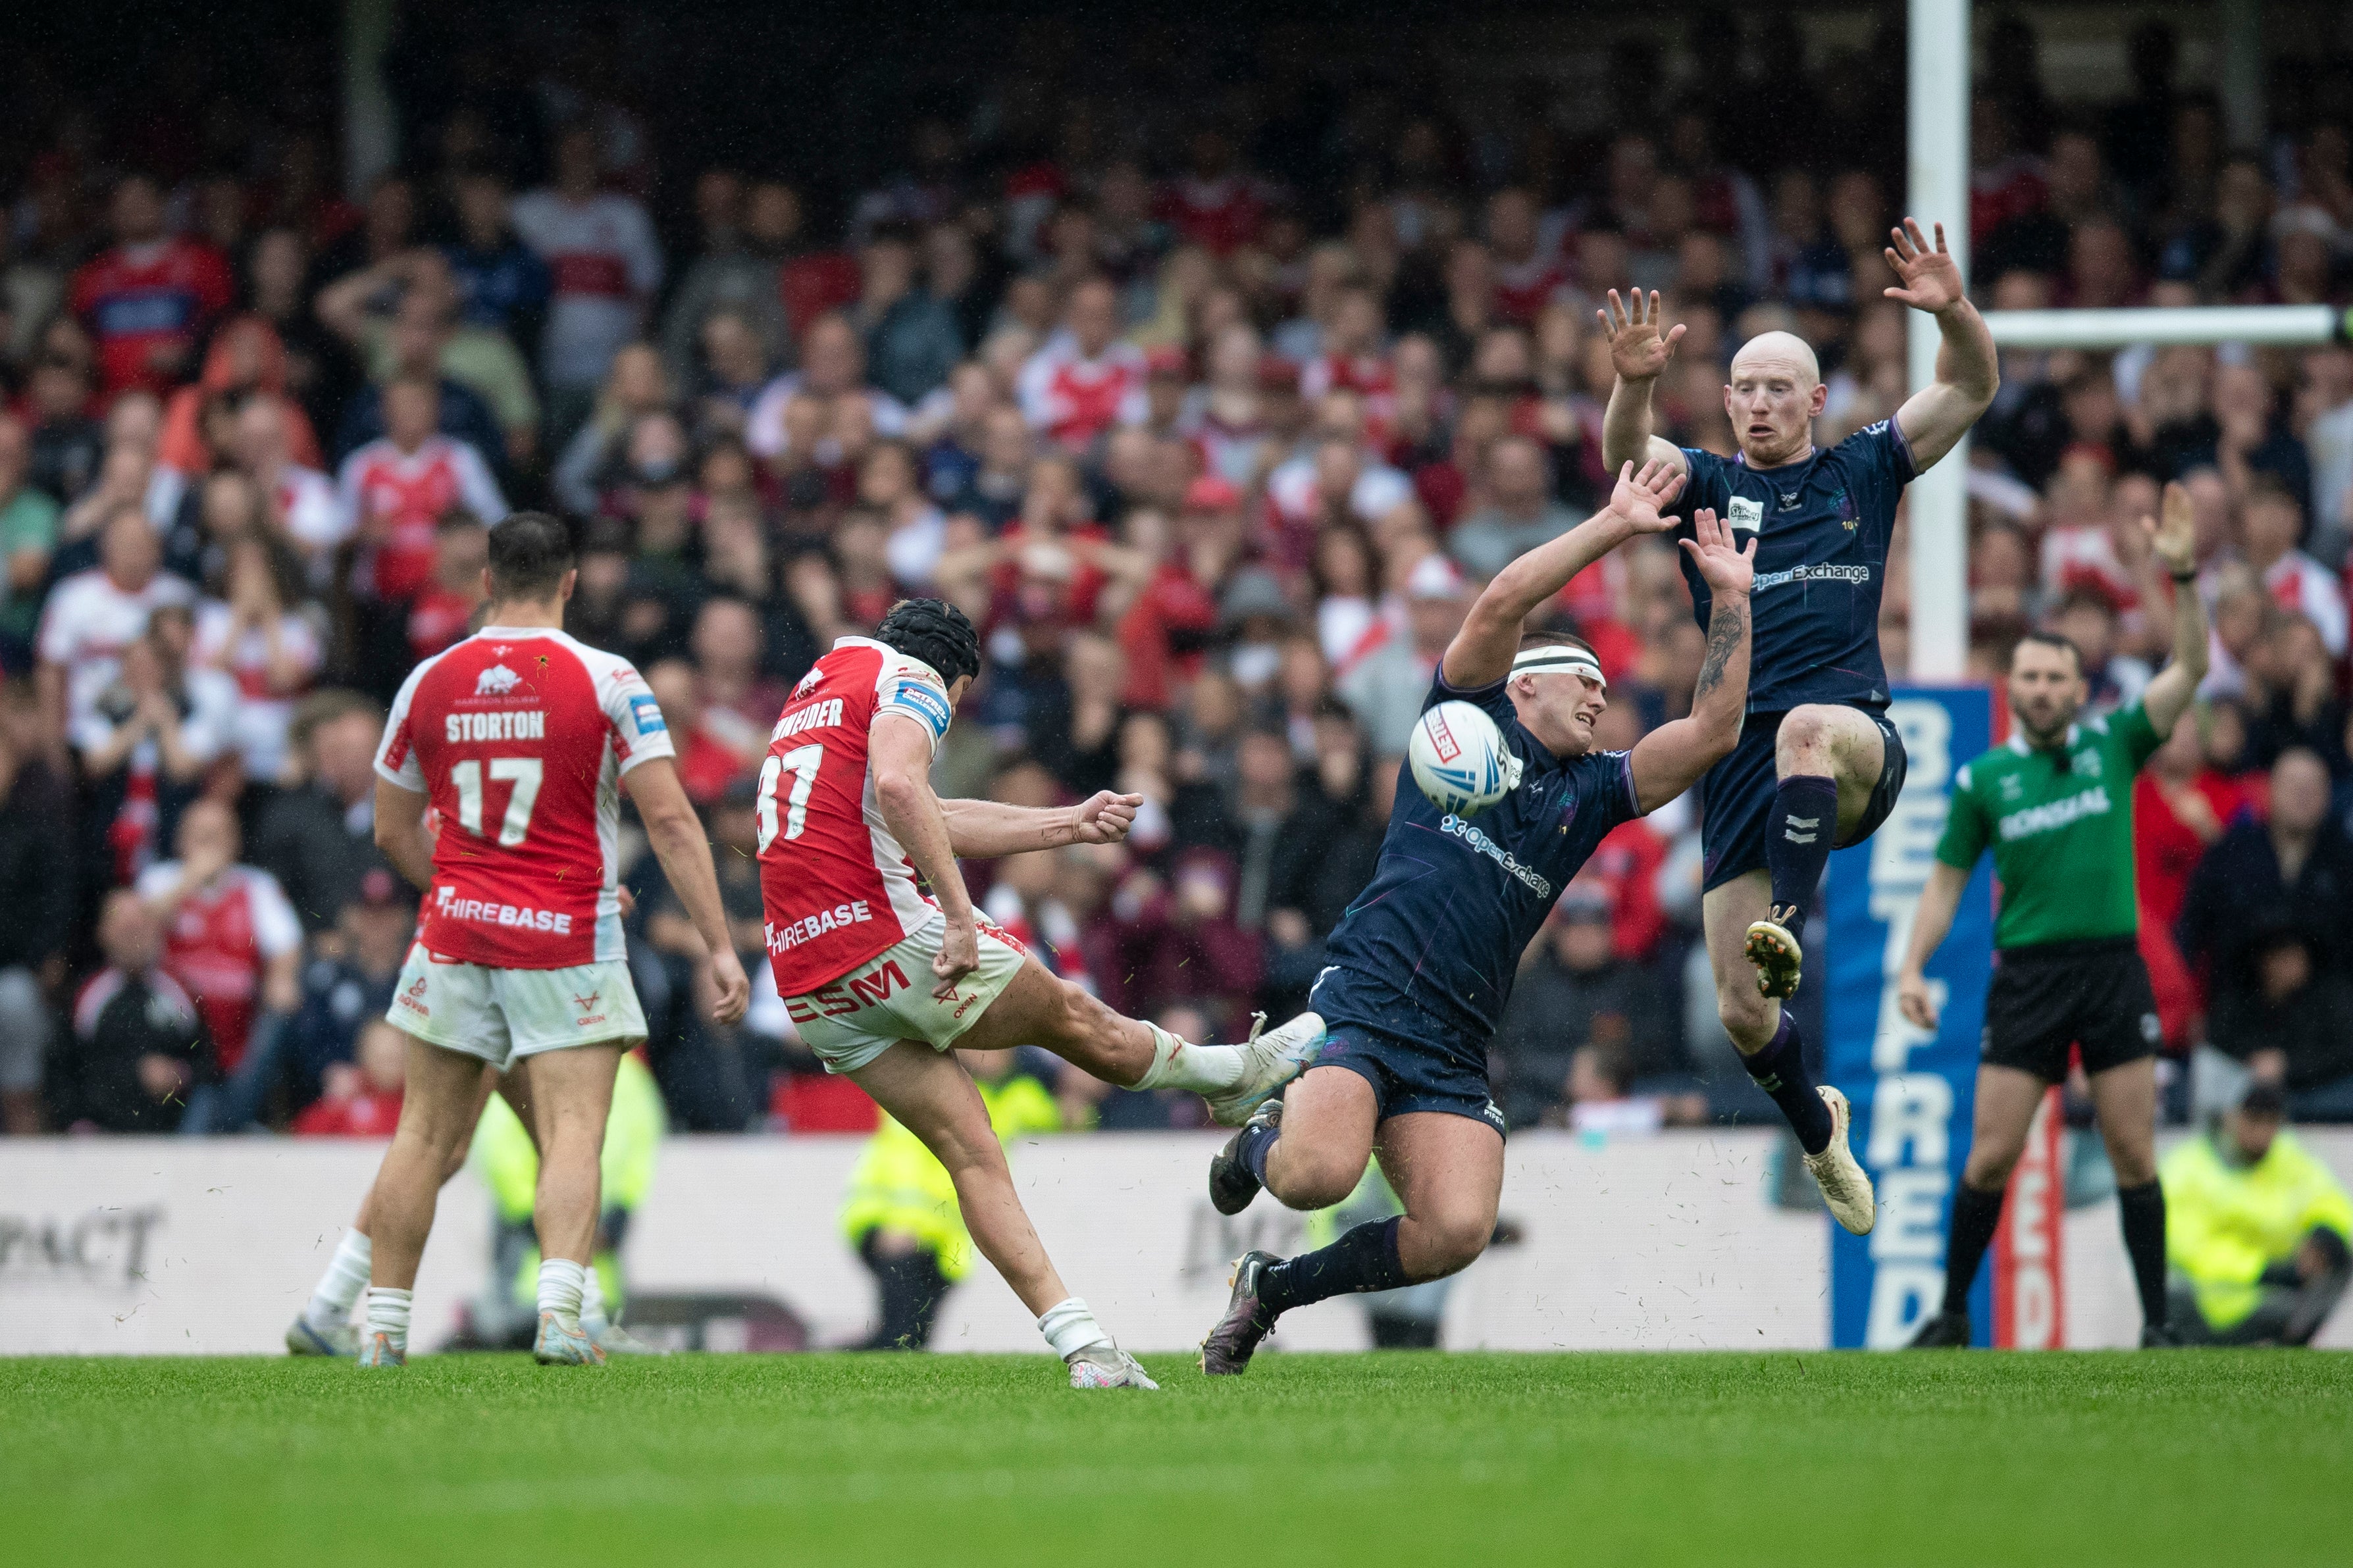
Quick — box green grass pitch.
[4,1351,2347,1566]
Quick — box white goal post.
[1903,0,2343,676]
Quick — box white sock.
[579,1265,609,1333]
[1132,1024,1244,1093]
[365,1286,412,1352]
[538,1257,586,1321]
[304,1230,372,1330]
[1037,1296,1108,1359]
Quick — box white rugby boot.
[1801,1086,1876,1235]
[1204,1011,1325,1128]
[532,1310,608,1366]
[286,1316,359,1357]
[1067,1341,1158,1390]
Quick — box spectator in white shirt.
[2243,478,2346,657]
[36,505,195,744]
[509,123,663,426]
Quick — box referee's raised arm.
[2136,481,2208,739]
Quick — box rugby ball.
[1409,701,1522,816]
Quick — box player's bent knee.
[1266,1149,1364,1212]
[1775,706,1830,765]
[1407,1215,1492,1280]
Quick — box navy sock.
[1942,1180,2007,1314]
[1238,1123,1280,1184]
[1766,773,1841,927]
[1742,1012,1833,1155]
[1257,1217,1410,1317]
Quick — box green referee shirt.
[1934,701,2163,949]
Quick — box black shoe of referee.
[1905,1309,1972,1348]
[1208,1098,1281,1216]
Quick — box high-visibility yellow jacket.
[2161,1127,2353,1328]
[474,1051,667,1223]
[839,1073,1064,1283]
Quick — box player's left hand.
[1883,218,1967,315]
[2144,479,2196,576]
[1677,507,1756,596]
[1609,458,1686,534]
[706,944,751,1026]
[1068,791,1143,846]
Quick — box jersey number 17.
[756,744,823,851]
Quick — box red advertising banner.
[1991,1086,2066,1348]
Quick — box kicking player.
[1896,484,2204,1348]
[757,597,1320,1390]
[1597,218,2000,1231]
[355,513,749,1367]
[1197,461,1753,1375]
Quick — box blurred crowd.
[1,13,2352,1140]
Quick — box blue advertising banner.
[1824,686,1997,1348]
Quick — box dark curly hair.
[876,597,982,686]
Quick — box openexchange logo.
[1439,814,1552,899]
[1751,562,1873,592]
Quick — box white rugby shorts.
[386,944,647,1071]
[785,912,1028,1075]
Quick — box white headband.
[1511,644,1605,688]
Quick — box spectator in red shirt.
[293,1017,407,1138]
[645,657,750,805]
[70,174,234,397]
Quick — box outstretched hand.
[1883,218,1967,314]
[1678,507,1757,597]
[1069,791,1143,845]
[1597,288,1686,383]
[2144,479,2196,576]
[1609,458,1687,534]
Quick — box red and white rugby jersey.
[757,637,960,996]
[131,862,302,1073]
[36,567,198,732]
[507,189,663,390]
[376,626,674,968]
[336,436,508,601]
[1491,253,1570,326]
[1016,334,1149,451]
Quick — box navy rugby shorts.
[1699,707,1908,894]
[1308,1019,1508,1136]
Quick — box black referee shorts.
[1981,936,2162,1081]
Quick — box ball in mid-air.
[1409,700,1521,815]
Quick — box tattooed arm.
[1628,507,1755,814]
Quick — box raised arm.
[869,712,982,999]
[939,791,1141,859]
[1885,220,1999,472]
[2137,480,2207,739]
[1628,507,1755,812]
[1441,458,1685,689]
[625,755,751,1024]
[1894,860,1973,1031]
[1597,289,1691,476]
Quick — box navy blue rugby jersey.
[1670,418,1916,713]
[1313,670,1642,1048]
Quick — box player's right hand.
[1609,458,1686,533]
[933,915,981,1000]
[1896,970,1940,1032]
[1597,288,1685,382]
[707,946,752,1025]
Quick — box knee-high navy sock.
[1767,774,1841,927]
[1257,1217,1410,1317]
[2115,1180,2169,1330]
[1942,1180,2007,1315]
[1741,1011,1833,1154]
[1238,1122,1280,1184]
